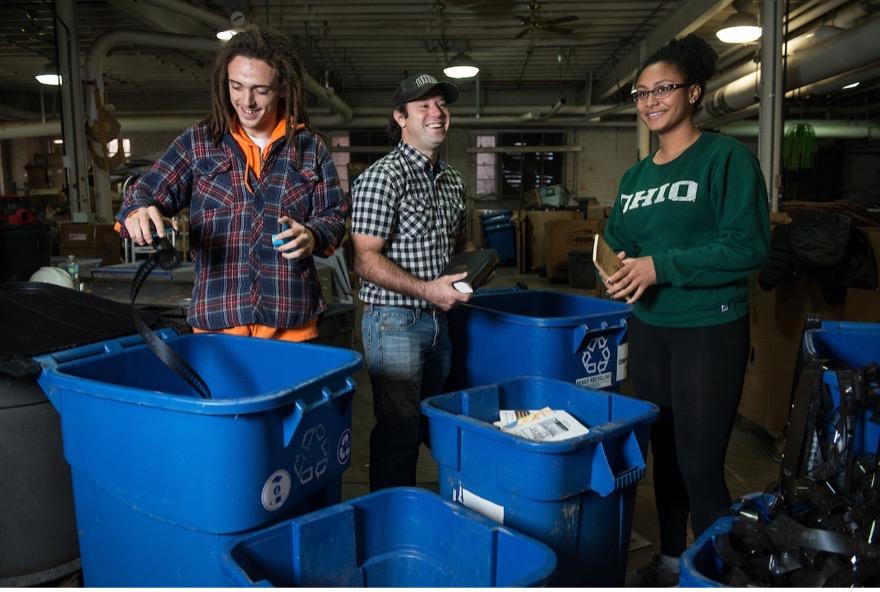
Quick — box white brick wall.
[565,128,639,204]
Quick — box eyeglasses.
[630,83,691,103]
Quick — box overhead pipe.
[722,119,880,139]
[592,1,874,123]
[701,61,880,129]
[0,114,638,141]
[701,15,880,120]
[139,0,229,30]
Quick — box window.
[499,132,565,200]
[107,138,131,158]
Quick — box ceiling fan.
[485,1,579,40]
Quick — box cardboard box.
[543,219,603,281]
[59,223,120,250]
[739,226,880,435]
[524,210,581,272]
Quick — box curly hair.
[637,34,718,108]
[203,24,310,145]
[386,103,408,143]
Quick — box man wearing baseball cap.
[351,73,473,490]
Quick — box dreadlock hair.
[637,34,718,109]
[204,24,310,145]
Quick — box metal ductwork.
[701,15,880,120]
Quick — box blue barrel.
[421,377,658,586]
[447,288,631,391]
[483,222,516,263]
[221,487,557,587]
[35,330,361,586]
[803,320,880,456]
[679,516,738,587]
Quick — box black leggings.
[628,315,750,557]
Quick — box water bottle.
[66,254,80,290]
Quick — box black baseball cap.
[392,74,459,106]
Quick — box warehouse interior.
[1,0,879,587]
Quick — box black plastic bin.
[0,282,155,585]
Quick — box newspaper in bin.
[496,407,589,442]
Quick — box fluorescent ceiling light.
[842,81,860,90]
[53,138,64,144]
[216,29,238,41]
[444,52,479,79]
[716,1,761,44]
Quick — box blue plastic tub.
[679,516,737,587]
[803,320,880,456]
[483,222,516,263]
[221,487,557,587]
[447,288,631,391]
[35,330,362,586]
[480,213,512,228]
[421,377,659,586]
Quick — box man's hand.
[124,206,177,246]
[605,254,657,304]
[276,217,315,260]
[423,271,472,311]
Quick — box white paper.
[502,409,588,442]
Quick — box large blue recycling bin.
[803,320,880,456]
[679,516,737,587]
[483,222,516,263]
[221,487,557,587]
[421,376,659,586]
[447,288,631,391]
[35,330,361,586]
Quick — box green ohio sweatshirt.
[604,132,770,327]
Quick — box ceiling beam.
[592,0,730,103]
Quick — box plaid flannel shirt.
[116,122,350,330]
[351,141,467,308]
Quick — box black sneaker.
[625,553,680,587]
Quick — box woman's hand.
[605,254,657,304]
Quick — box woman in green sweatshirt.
[602,34,770,586]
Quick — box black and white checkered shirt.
[351,141,467,308]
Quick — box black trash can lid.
[1,282,159,408]
[0,281,157,385]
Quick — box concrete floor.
[339,265,781,582]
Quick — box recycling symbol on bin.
[581,336,611,375]
[293,424,329,485]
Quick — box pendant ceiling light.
[35,62,61,86]
[716,0,762,44]
[444,52,480,79]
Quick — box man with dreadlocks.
[116,25,349,341]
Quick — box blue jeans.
[362,305,452,491]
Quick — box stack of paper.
[494,407,589,442]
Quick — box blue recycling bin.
[803,320,880,456]
[421,376,659,586]
[679,516,737,587]
[35,330,361,586]
[221,487,557,587]
[483,222,516,263]
[447,288,631,391]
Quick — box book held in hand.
[439,248,499,294]
[593,234,623,279]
